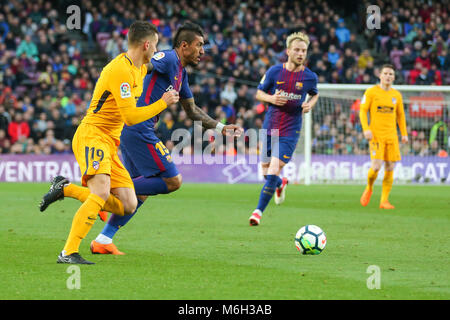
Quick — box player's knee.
[87,175,111,201]
[385,162,395,171]
[166,174,182,192]
[371,163,382,172]
[123,196,138,215]
[91,189,110,202]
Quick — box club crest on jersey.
[392,97,397,104]
[295,82,303,90]
[153,52,165,60]
[92,161,100,170]
[120,82,131,98]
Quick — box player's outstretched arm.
[120,90,179,126]
[180,98,243,137]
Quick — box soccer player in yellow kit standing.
[40,21,179,264]
[359,64,408,209]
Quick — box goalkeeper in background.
[359,64,408,209]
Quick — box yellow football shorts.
[72,123,134,189]
[369,138,401,162]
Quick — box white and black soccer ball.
[295,225,327,255]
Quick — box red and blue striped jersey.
[126,49,193,137]
[258,63,318,137]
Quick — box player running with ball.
[359,64,408,209]
[249,32,319,226]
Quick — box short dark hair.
[173,21,204,48]
[128,21,158,47]
[381,63,396,72]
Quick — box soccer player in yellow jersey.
[359,64,408,209]
[39,21,179,264]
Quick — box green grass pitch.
[0,182,449,300]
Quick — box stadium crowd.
[0,0,449,157]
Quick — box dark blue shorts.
[260,135,299,163]
[120,128,179,179]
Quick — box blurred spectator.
[16,35,39,62]
[8,112,30,144]
[220,79,238,105]
[400,47,416,70]
[335,19,350,45]
[157,112,175,144]
[429,118,448,151]
[234,85,252,111]
[327,45,340,66]
[408,62,423,84]
[343,34,361,55]
[415,67,432,85]
[0,105,10,132]
[415,48,431,70]
[105,31,127,59]
[0,128,10,153]
[0,87,18,109]
[386,31,404,53]
[357,49,374,69]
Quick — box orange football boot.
[360,189,373,207]
[98,211,108,222]
[379,201,395,209]
[90,240,125,255]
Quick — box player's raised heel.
[98,211,108,222]
[39,176,69,212]
[274,177,289,205]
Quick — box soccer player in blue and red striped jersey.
[249,32,319,226]
[91,22,243,254]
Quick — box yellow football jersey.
[81,53,147,144]
[359,85,407,142]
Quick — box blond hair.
[286,32,310,48]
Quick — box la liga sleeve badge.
[152,52,165,60]
[120,82,132,98]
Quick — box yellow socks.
[366,168,379,191]
[64,184,125,216]
[63,193,105,255]
[103,194,125,216]
[381,170,394,203]
[64,183,90,202]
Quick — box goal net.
[291,84,450,185]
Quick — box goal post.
[297,84,450,185]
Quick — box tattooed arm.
[180,98,218,129]
[180,98,243,136]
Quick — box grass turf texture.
[0,183,449,300]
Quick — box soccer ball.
[295,225,327,255]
